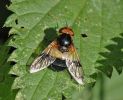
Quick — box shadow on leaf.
[42,27,58,48]
[33,27,58,57]
[27,27,58,65]
[97,33,123,78]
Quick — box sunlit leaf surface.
[5,0,123,99]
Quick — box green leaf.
[0,43,16,100]
[97,33,123,77]
[70,71,123,100]
[6,0,123,99]
[95,0,123,77]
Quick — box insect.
[30,27,84,85]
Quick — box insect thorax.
[57,33,72,52]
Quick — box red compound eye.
[59,27,74,36]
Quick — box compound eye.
[59,27,74,36]
[59,27,66,33]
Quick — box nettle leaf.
[0,43,16,100]
[5,0,123,99]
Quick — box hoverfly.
[30,27,84,85]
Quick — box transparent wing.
[30,41,60,73]
[65,45,84,85]
[30,53,55,73]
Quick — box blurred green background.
[71,70,123,100]
[92,70,123,100]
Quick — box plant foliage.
[4,0,123,99]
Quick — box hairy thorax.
[57,33,72,52]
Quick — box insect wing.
[65,45,84,85]
[30,53,55,73]
[30,41,58,73]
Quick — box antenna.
[54,22,59,32]
[65,19,68,27]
